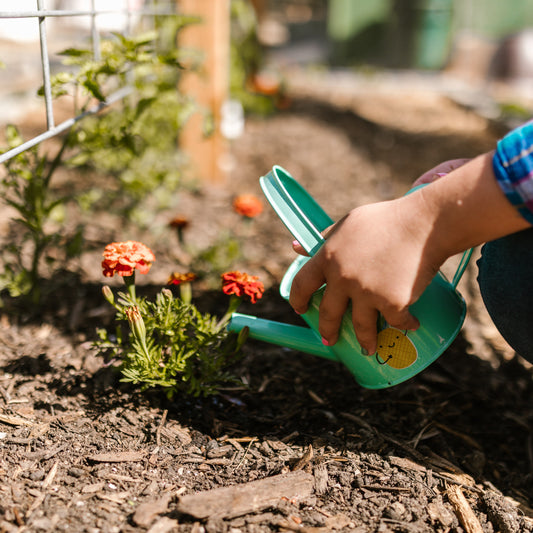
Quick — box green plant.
[95,241,263,397]
[46,18,199,220]
[0,126,82,304]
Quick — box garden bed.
[1,80,532,532]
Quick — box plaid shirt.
[493,120,533,225]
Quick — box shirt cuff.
[492,119,533,225]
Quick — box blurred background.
[2,0,533,124]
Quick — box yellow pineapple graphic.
[375,327,418,369]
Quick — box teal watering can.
[228,166,472,389]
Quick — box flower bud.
[102,285,115,306]
[125,306,147,344]
[162,288,173,300]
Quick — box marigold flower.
[167,272,198,285]
[221,271,264,304]
[169,216,190,230]
[232,194,263,218]
[102,241,155,278]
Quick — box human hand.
[291,158,471,258]
[288,192,442,355]
[412,158,471,187]
[289,152,531,355]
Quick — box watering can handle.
[260,166,333,257]
[452,248,473,289]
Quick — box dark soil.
[1,78,533,533]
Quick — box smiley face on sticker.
[375,327,418,369]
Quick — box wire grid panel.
[0,0,177,164]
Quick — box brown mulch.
[1,79,533,533]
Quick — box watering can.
[228,166,472,389]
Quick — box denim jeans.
[477,227,533,363]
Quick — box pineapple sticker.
[375,327,418,369]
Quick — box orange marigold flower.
[232,194,263,218]
[221,271,264,304]
[167,272,198,285]
[169,216,190,230]
[102,241,155,278]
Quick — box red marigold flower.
[102,241,155,278]
[169,216,190,230]
[232,194,263,218]
[167,272,198,285]
[221,271,264,304]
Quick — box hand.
[289,192,440,354]
[291,158,471,258]
[289,152,531,355]
[413,158,471,187]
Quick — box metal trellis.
[0,0,176,165]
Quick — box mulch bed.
[1,79,532,532]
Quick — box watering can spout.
[228,313,338,361]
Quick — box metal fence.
[0,0,177,164]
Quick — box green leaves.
[45,25,198,219]
[0,126,78,304]
[96,288,245,397]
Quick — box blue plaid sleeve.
[492,120,533,225]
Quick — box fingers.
[413,158,471,188]
[351,304,379,355]
[353,305,419,355]
[317,285,350,346]
[292,240,308,256]
[292,224,337,256]
[289,257,326,316]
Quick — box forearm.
[403,151,531,266]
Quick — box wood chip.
[146,517,179,533]
[292,444,313,471]
[176,470,314,520]
[42,460,59,488]
[133,493,172,527]
[447,485,483,533]
[86,451,145,463]
[82,482,106,494]
[388,455,426,473]
[313,463,328,495]
[0,413,33,426]
[97,491,130,504]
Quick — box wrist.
[413,152,530,259]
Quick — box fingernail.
[292,240,300,247]
[321,337,330,346]
[435,172,448,177]
[361,348,369,356]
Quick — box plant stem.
[124,273,136,302]
[216,294,242,331]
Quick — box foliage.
[0,126,82,304]
[95,241,263,397]
[96,284,248,398]
[45,18,199,218]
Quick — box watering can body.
[228,166,471,389]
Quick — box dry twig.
[447,485,483,533]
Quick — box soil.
[1,76,533,533]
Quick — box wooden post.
[178,0,230,183]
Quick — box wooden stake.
[178,0,230,183]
